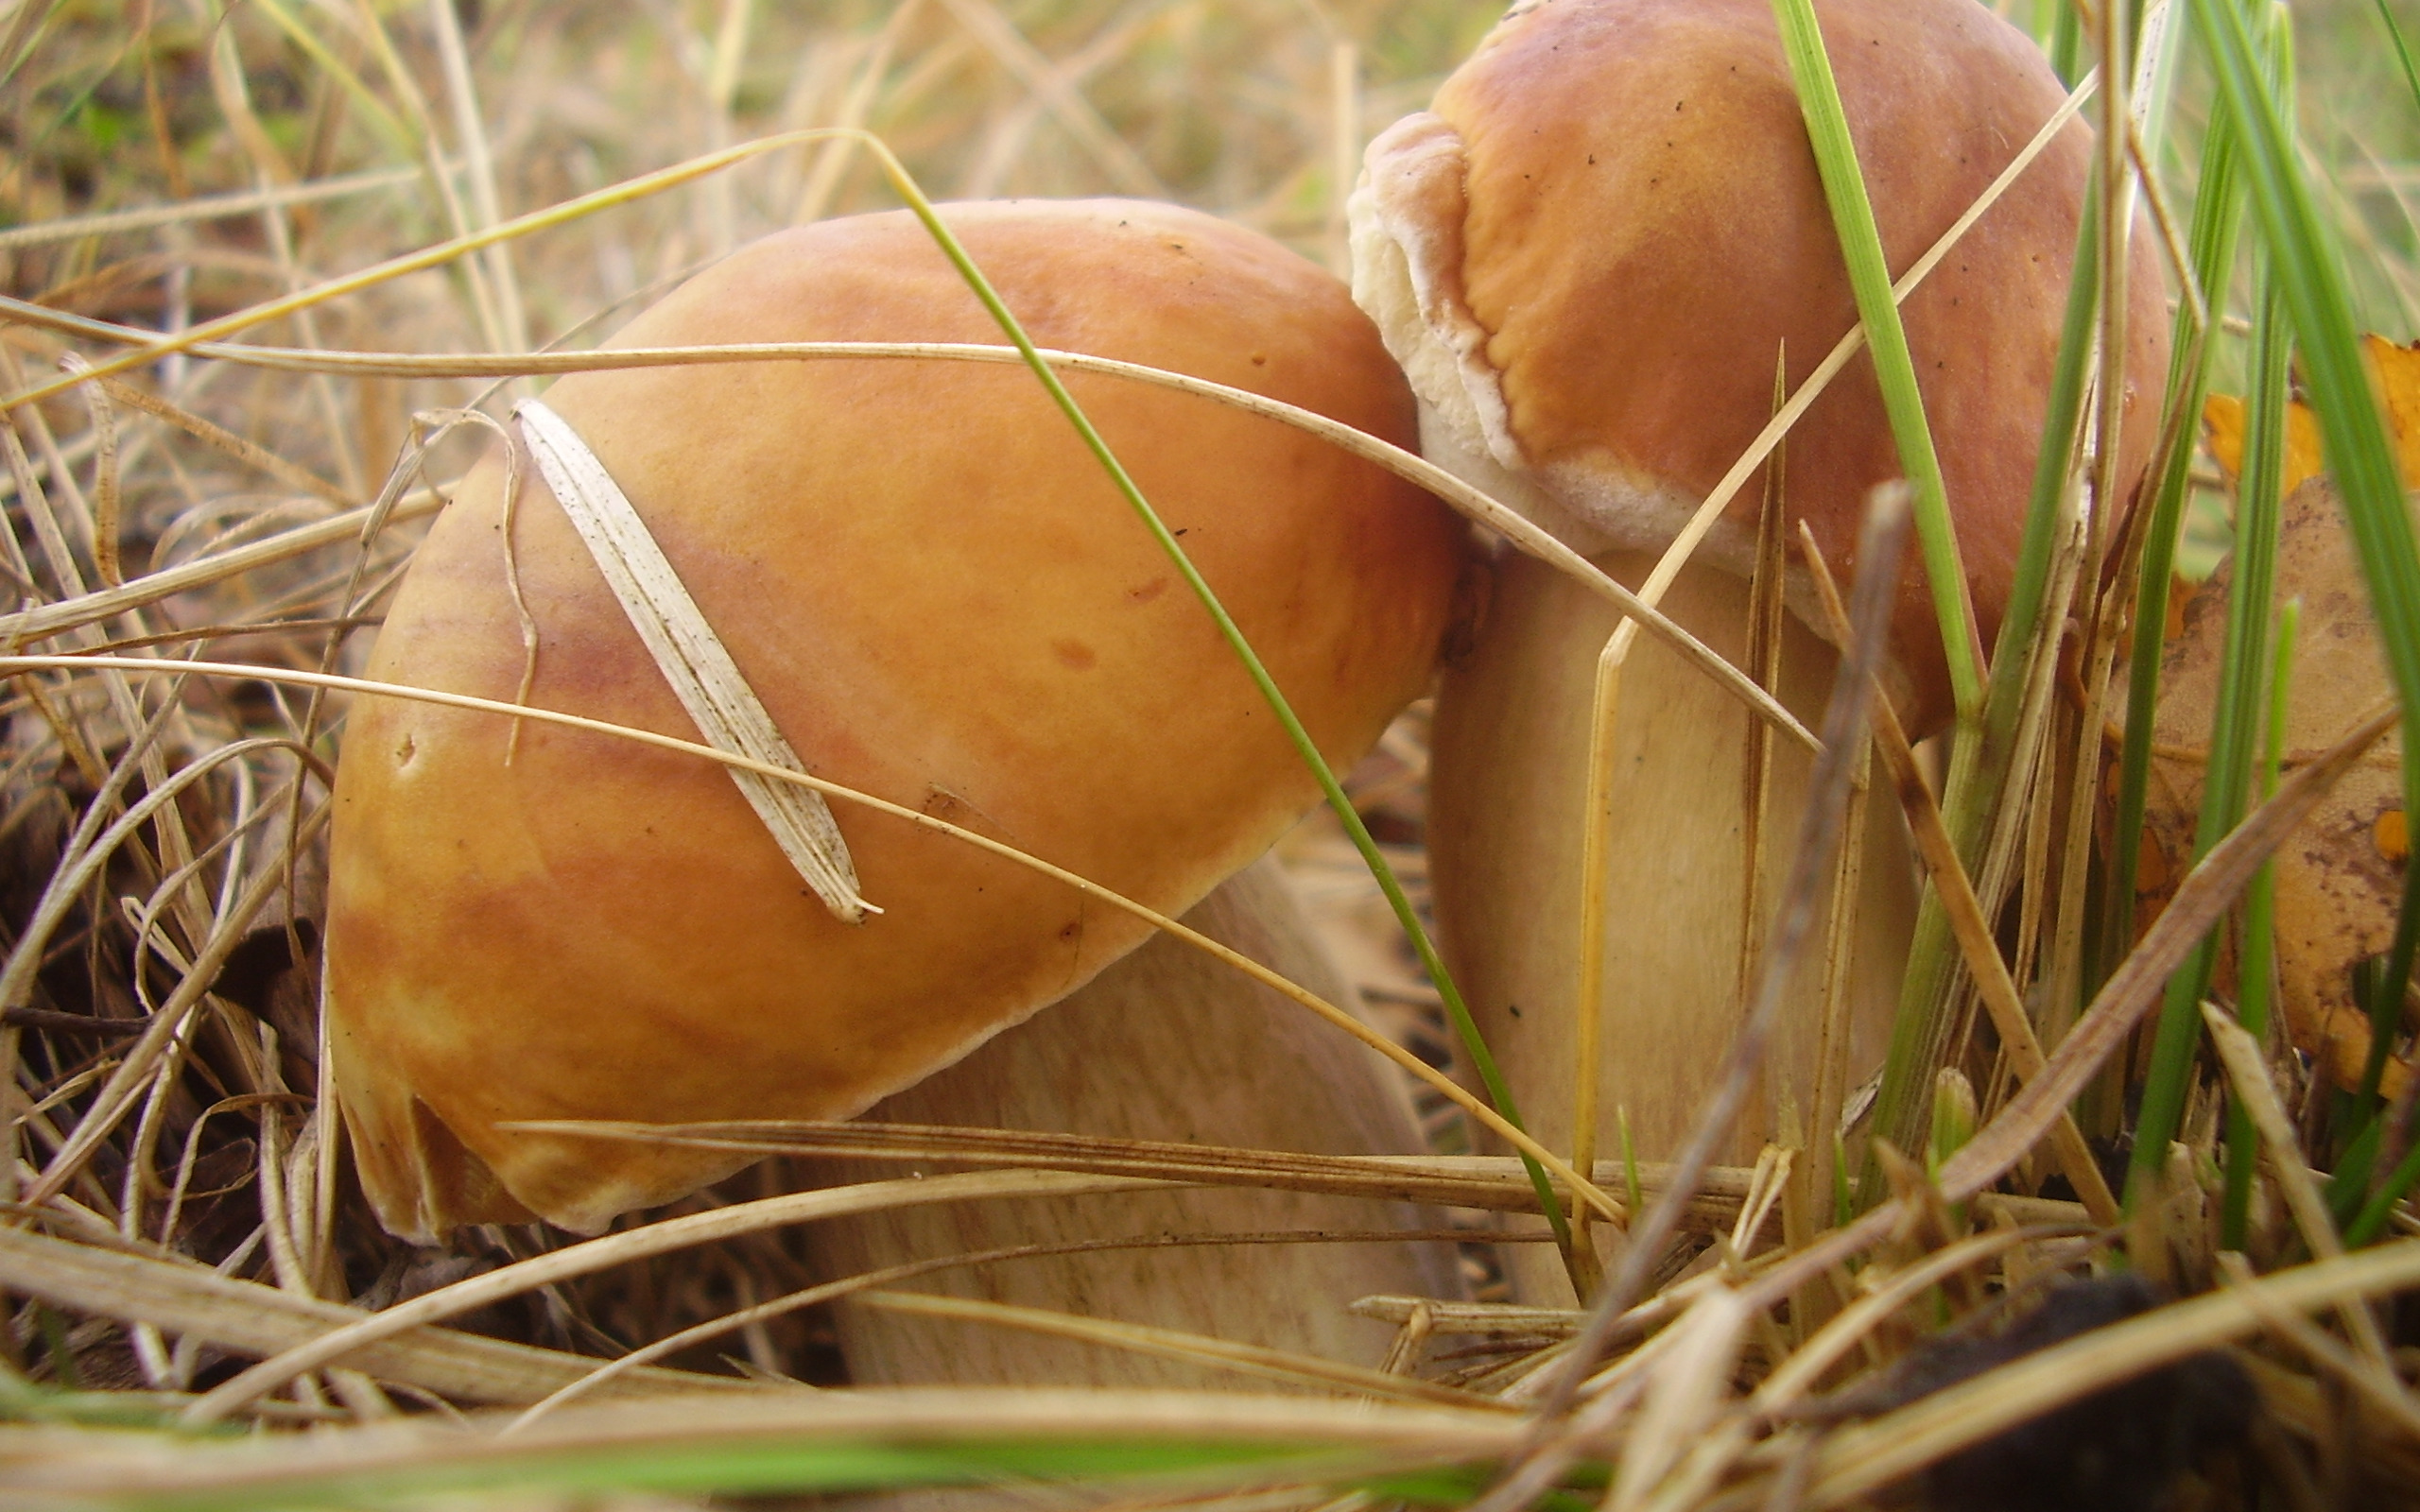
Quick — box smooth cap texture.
[1350,0,2169,730]
[326,200,1466,1240]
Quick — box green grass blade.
[2223,596,2297,1246]
[2193,0,2420,1146]
[2378,0,2420,119]
[1771,0,1996,1194]
[2130,235,2291,1212]
[2346,1125,2420,1245]
[1978,191,2102,849]
[1863,180,2102,1194]
[867,150,1573,1249]
[2049,0,2087,85]
[2102,87,2244,998]
[1768,0,1981,722]
[87,1432,1350,1510]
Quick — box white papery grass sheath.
[515,398,873,923]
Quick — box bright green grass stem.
[2104,93,2245,1007]
[1769,0,1980,723]
[881,168,1576,1255]
[2195,0,2420,1172]
[2379,0,2420,119]
[2132,239,2291,1214]
[1771,0,2000,1199]
[2224,598,2296,1247]
[1862,189,2101,1191]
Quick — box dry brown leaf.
[2135,475,2411,1094]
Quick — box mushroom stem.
[1428,548,1918,1304]
[801,855,1468,1385]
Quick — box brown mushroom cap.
[326,199,1467,1240]
[1351,0,2169,731]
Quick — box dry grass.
[4,0,2420,1508]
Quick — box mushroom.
[324,189,1472,1357]
[1348,0,2168,1297]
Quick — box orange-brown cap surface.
[1351,0,2169,730]
[327,200,1466,1240]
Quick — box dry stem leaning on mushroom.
[323,0,2171,1381]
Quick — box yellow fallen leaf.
[2202,391,2325,495]
[2378,334,2420,489]
[2204,334,2420,493]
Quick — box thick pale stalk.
[1428,548,1917,1304]
[802,857,1466,1385]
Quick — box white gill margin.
[514,399,874,924]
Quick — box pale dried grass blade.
[854,1291,1504,1409]
[57,355,118,586]
[2201,1004,2392,1365]
[517,1118,1810,1227]
[424,0,527,354]
[2215,1252,2420,1445]
[0,489,442,647]
[0,1225,744,1407]
[0,153,416,253]
[4,297,1814,747]
[180,1170,1154,1424]
[1607,1288,1749,1512]
[515,399,871,922]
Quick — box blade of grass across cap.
[851,138,1574,1260]
[0,290,1818,752]
[2129,222,2294,1213]
[2196,0,2420,1138]
[515,399,870,924]
[1770,0,1981,723]
[1771,0,1986,1194]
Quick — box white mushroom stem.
[801,855,1467,1386]
[1427,545,1918,1305]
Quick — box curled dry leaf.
[2132,470,2411,1094]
